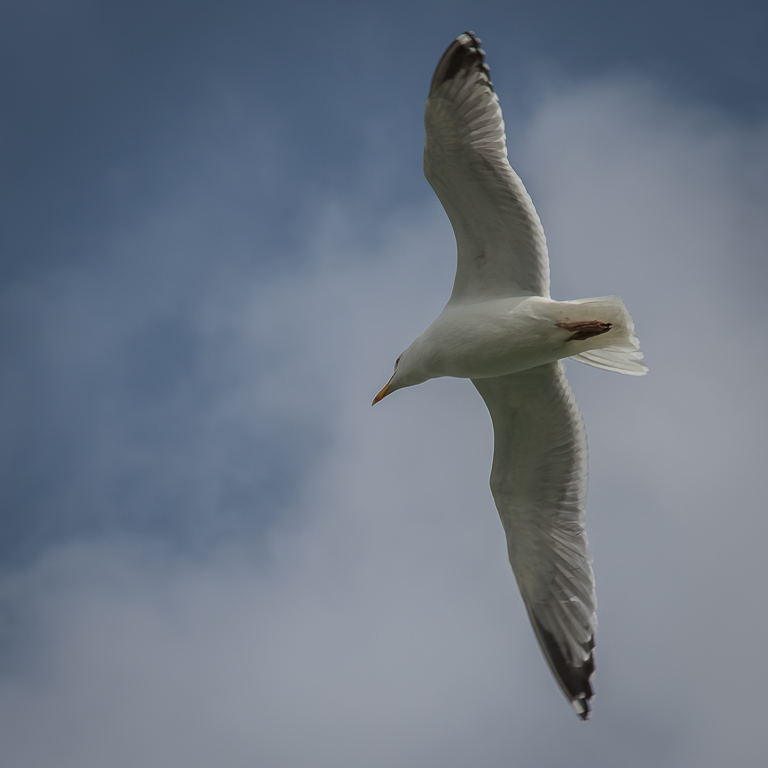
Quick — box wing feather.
[424,33,550,302]
[473,363,597,719]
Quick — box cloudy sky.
[2,2,768,766]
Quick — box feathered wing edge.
[526,606,595,720]
[429,31,491,96]
[424,32,551,301]
[473,363,597,719]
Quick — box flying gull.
[372,32,647,720]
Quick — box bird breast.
[416,296,587,380]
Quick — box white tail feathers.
[566,296,648,376]
[570,346,647,375]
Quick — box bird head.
[373,345,432,404]
[372,354,403,405]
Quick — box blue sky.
[2,2,768,766]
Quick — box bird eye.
[395,356,401,366]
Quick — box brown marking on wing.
[556,321,612,342]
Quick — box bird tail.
[566,296,648,376]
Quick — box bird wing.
[472,362,597,719]
[424,33,550,303]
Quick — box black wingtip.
[576,688,593,721]
[429,31,493,95]
[533,619,596,721]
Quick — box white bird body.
[373,32,646,720]
[400,295,643,384]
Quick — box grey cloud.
[1,74,767,767]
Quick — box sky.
[1,1,768,766]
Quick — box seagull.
[372,32,646,720]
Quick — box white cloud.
[1,74,767,767]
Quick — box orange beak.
[372,377,393,405]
